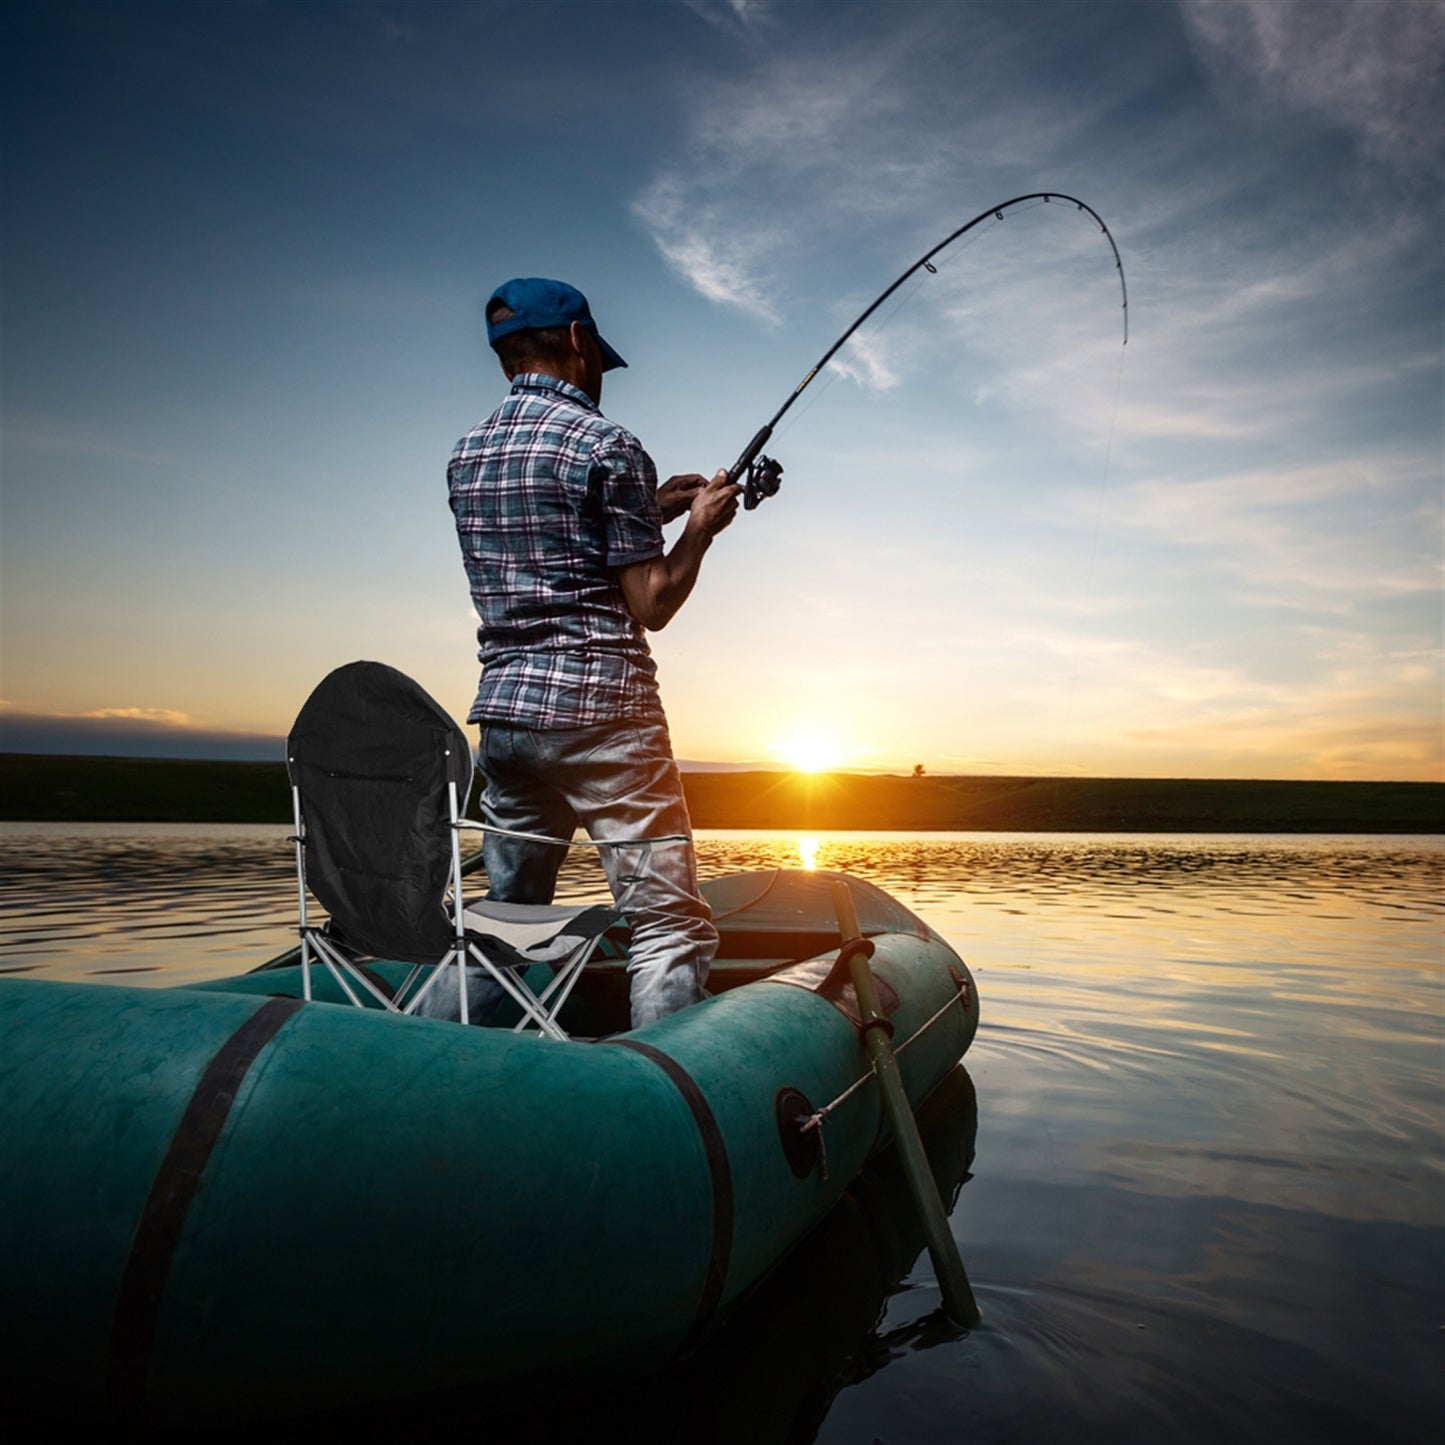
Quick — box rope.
[799,974,970,1138]
[455,821,691,852]
[708,868,783,923]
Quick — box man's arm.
[615,470,741,631]
[656,472,708,523]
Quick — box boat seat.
[464,899,620,956]
[286,660,686,1040]
[393,896,623,1033]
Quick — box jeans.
[476,717,716,1028]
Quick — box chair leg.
[466,945,569,1041]
[403,954,456,1015]
[305,932,403,1012]
[531,940,602,1022]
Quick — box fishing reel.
[742,453,784,511]
[728,425,785,511]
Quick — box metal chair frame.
[290,775,687,1040]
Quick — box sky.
[2,0,1441,780]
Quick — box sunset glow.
[2,3,1440,782]
[774,734,846,775]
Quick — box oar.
[252,845,489,973]
[830,879,981,1326]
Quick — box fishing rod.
[725,192,1128,509]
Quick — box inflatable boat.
[0,867,977,1424]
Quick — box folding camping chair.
[286,660,686,1040]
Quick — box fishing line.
[1034,340,1129,823]
[1016,331,1129,1242]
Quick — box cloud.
[631,176,783,323]
[633,0,1181,338]
[680,0,772,35]
[939,193,1442,457]
[1,701,195,727]
[639,3,1443,459]
[825,330,903,392]
[958,617,1443,780]
[631,19,959,321]
[78,706,194,726]
[1118,708,1443,782]
[1109,451,1442,609]
[0,703,283,760]
[1,415,182,468]
[1179,0,1445,174]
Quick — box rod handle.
[727,425,773,484]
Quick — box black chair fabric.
[288,661,473,966]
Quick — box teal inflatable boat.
[0,868,977,1425]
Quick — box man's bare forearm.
[616,469,740,630]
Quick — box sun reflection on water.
[796,835,819,870]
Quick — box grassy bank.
[1,755,1439,832]
[679,771,1442,832]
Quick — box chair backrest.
[287,661,473,966]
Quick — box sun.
[775,732,844,774]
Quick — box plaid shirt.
[449,374,666,728]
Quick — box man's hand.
[656,473,709,524]
[682,469,742,539]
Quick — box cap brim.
[596,333,627,371]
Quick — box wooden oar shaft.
[831,881,980,1326]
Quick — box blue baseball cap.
[485,277,628,371]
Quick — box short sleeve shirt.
[449,374,666,728]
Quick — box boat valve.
[775,1086,822,1179]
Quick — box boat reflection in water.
[668,1064,980,1445]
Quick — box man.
[448,277,740,1027]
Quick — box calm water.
[2,824,1441,1441]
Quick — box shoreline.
[1,755,1439,833]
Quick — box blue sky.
[2,0,1441,778]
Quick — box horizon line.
[1,750,1440,789]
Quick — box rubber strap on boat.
[107,995,303,1417]
[605,1039,734,1347]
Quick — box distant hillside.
[1,755,1439,832]
[677,771,1442,833]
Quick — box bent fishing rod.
[725,192,1128,510]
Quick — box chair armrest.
[455,820,691,852]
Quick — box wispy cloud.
[631,18,964,320]
[926,188,1438,448]
[825,330,903,391]
[635,0,1443,473]
[680,0,773,35]
[0,703,283,759]
[1110,451,1442,608]
[77,706,194,726]
[631,175,783,324]
[1180,0,1445,175]
[953,617,1443,779]
[1,701,196,730]
[1,415,182,468]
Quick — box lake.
[1,824,1441,1442]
